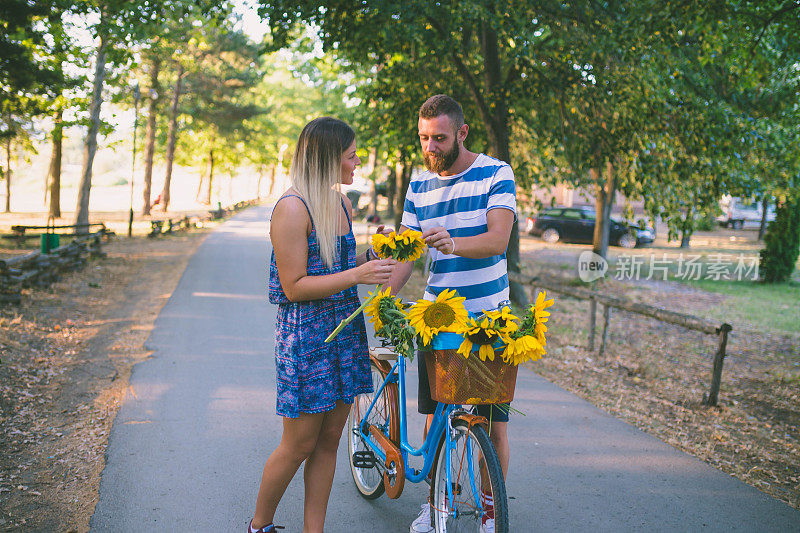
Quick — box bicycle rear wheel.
[347,360,399,499]
[432,420,508,532]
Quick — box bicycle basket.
[425,349,518,405]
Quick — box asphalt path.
[91,205,800,532]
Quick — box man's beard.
[423,141,460,174]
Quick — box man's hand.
[422,226,456,255]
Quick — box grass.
[683,279,800,335]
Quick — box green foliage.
[760,195,800,283]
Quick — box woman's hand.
[422,226,455,255]
[356,258,398,285]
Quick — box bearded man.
[387,94,517,533]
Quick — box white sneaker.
[480,517,495,533]
[410,503,434,533]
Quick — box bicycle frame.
[357,353,483,516]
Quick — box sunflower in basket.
[456,316,514,362]
[325,229,426,343]
[407,288,469,346]
[501,290,555,365]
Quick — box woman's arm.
[271,196,397,302]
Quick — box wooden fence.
[148,199,261,237]
[0,231,108,306]
[510,272,733,407]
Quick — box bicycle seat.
[369,346,398,361]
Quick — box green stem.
[324,283,383,343]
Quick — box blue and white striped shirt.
[401,154,517,314]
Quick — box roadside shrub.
[760,196,800,282]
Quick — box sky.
[232,0,270,42]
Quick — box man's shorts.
[417,349,510,423]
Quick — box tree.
[760,194,800,283]
[258,0,571,304]
[172,23,263,204]
[1,0,64,212]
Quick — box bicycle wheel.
[347,360,399,499]
[432,420,508,532]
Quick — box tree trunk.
[47,107,63,218]
[758,196,770,241]
[203,147,214,205]
[266,163,276,197]
[680,204,694,248]
[393,158,411,230]
[142,58,161,215]
[476,22,526,305]
[161,64,184,212]
[386,163,396,218]
[592,161,617,259]
[4,137,11,213]
[74,33,108,232]
[368,147,379,216]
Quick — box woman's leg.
[252,411,326,528]
[301,401,352,532]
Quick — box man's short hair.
[419,94,465,131]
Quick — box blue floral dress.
[268,195,372,418]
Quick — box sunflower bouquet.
[426,291,555,405]
[501,291,553,366]
[325,229,426,343]
[364,287,416,359]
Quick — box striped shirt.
[401,153,517,314]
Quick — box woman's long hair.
[288,117,355,269]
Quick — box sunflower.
[531,290,555,323]
[364,286,404,334]
[484,306,520,336]
[407,288,468,346]
[502,334,545,366]
[457,317,505,361]
[371,230,425,262]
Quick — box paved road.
[91,205,800,532]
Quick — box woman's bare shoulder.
[272,189,310,231]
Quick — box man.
[386,94,517,533]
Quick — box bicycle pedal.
[352,451,377,469]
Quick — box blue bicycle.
[347,346,509,532]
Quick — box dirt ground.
[0,232,205,532]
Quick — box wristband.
[449,237,456,255]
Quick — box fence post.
[599,304,612,358]
[703,323,733,406]
[588,296,597,351]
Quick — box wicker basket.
[425,349,518,405]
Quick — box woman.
[249,117,397,533]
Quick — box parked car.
[525,206,655,248]
[716,196,775,229]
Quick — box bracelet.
[368,246,378,260]
[364,249,370,262]
[449,237,456,255]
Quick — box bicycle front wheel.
[432,420,508,533]
[347,360,399,499]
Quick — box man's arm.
[423,207,515,259]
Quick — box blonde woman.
[249,117,397,533]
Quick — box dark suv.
[525,206,655,248]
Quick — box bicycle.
[347,346,509,532]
